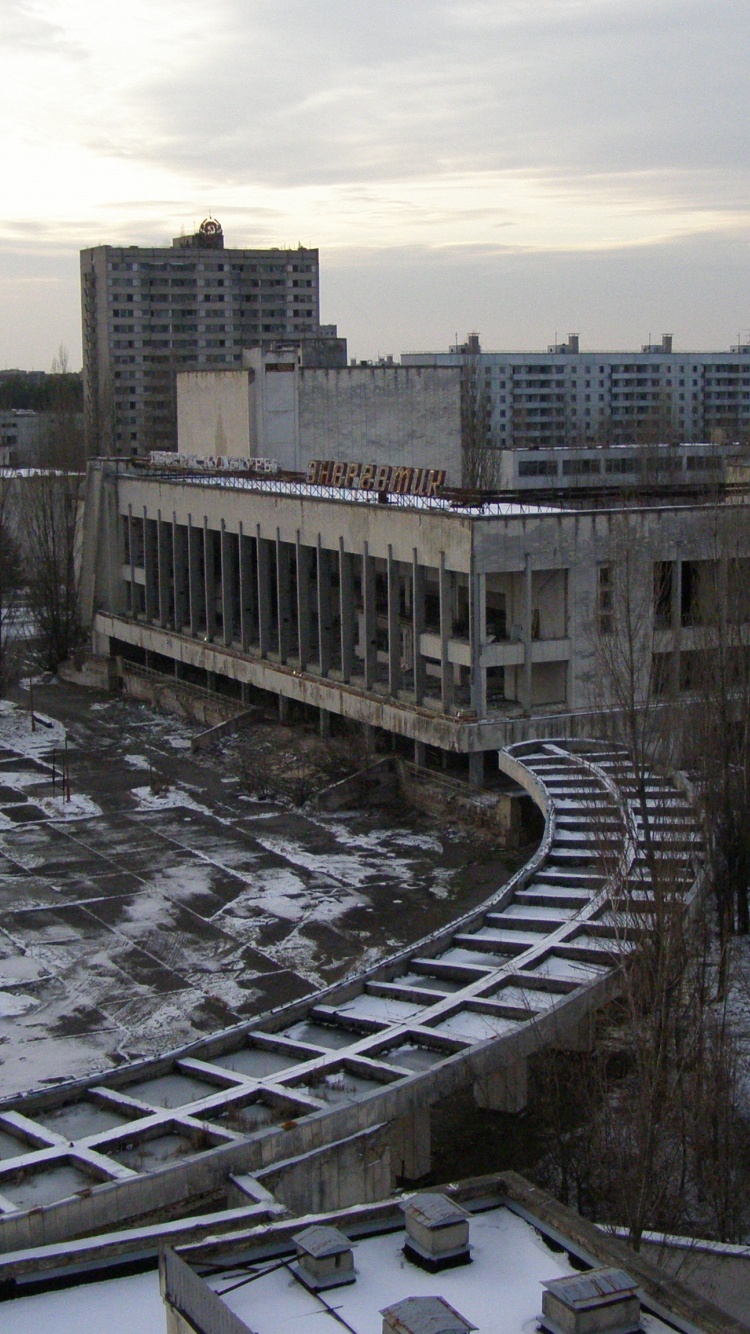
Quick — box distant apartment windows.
[562,457,600,476]
[605,457,641,474]
[518,459,558,477]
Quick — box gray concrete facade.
[79,461,750,763]
[80,236,321,456]
[175,353,463,484]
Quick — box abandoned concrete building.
[176,348,464,483]
[159,1174,741,1334]
[79,438,750,782]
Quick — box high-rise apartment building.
[80,218,341,455]
[402,334,750,449]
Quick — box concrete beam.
[296,534,312,670]
[256,528,271,657]
[203,520,217,642]
[172,517,188,633]
[339,541,355,683]
[387,545,401,696]
[317,537,332,677]
[220,521,235,648]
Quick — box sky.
[2,0,750,370]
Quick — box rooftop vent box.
[540,1267,641,1334]
[381,1294,477,1334]
[291,1224,355,1291]
[401,1192,472,1272]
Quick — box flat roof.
[198,1206,673,1334]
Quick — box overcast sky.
[2,0,750,369]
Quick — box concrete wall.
[172,360,463,482]
[297,365,463,484]
[252,1125,392,1215]
[177,371,254,459]
[619,1236,750,1327]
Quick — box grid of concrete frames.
[0,738,700,1260]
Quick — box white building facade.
[402,335,750,450]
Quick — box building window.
[597,565,613,635]
[519,459,558,477]
[654,561,674,628]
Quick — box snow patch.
[131,784,212,815]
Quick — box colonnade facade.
[121,503,487,723]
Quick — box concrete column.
[172,515,188,632]
[439,553,454,713]
[412,552,426,705]
[387,545,401,696]
[238,522,256,650]
[319,708,331,738]
[474,1060,528,1113]
[296,534,312,670]
[362,543,377,689]
[414,739,426,767]
[187,514,203,636]
[339,540,355,682]
[389,1107,431,1182]
[522,554,533,713]
[203,520,217,642]
[220,521,235,647]
[276,531,293,663]
[279,694,290,723]
[469,752,484,787]
[317,538,332,677]
[127,505,136,613]
[143,510,159,621]
[157,510,171,628]
[671,557,682,696]
[469,569,487,719]
[256,526,271,657]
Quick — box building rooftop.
[190,1201,676,1334]
[381,1294,477,1334]
[401,1193,469,1228]
[294,1223,352,1258]
[542,1267,639,1309]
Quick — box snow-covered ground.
[1,1269,163,1334]
[0,692,508,1098]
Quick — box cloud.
[2,0,750,366]
[123,0,750,188]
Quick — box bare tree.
[532,857,750,1247]
[0,479,24,693]
[461,358,497,488]
[570,512,750,1244]
[21,469,84,673]
[677,523,750,993]
[589,513,679,873]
